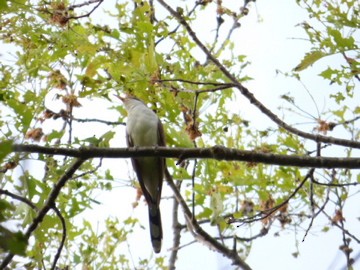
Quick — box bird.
[117,95,166,253]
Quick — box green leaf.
[196,207,212,220]
[0,140,13,162]
[0,226,28,256]
[319,67,335,80]
[0,199,15,222]
[0,0,8,11]
[330,92,345,104]
[98,131,115,147]
[328,28,355,49]
[294,51,326,71]
[6,99,33,130]
[46,130,65,142]
[105,169,114,180]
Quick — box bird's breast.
[127,112,159,146]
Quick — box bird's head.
[115,94,145,111]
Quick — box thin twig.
[157,78,236,86]
[0,189,38,210]
[67,0,104,20]
[51,205,67,270]
[72,158,103,179]
[155,1,201,46]
[68,0,102,10]
[167,84,234,95]
[302,180,331,242]
[71,117,125,126]
[319,208,360,244]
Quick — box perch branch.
[11,144,360,169]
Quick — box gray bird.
[118,95,166,253]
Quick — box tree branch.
[0,189,38,210]
[51,205,67,270]
[168,181,182,270]
[67,0,104,20]
[12,143,360,169]
[165,169,252,270]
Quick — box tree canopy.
[0,0,359,269]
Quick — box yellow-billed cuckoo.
[118,95,165,253]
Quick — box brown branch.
[12,144,360,169]
[165,169,252,270]
[0,158,85,269]
[156,0,360,150]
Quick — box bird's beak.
[114,94,125,102]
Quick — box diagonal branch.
[165,169,252,270]
[156,0,360,150]
[0,189,37,210]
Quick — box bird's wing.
[126,130,159,205]
[155,119,166,202]
[157,120,166,147]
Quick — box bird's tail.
[148,204,162,253]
